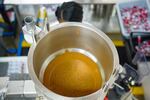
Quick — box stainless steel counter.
[82,5,120,34]
[3,0,129,4]
[0,56,37,100]
[4,4,123,40]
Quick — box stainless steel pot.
[28,22,121,100]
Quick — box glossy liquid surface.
[43,51,103,97]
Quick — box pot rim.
[28,22,119,99]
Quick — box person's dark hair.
[55,1,83,22]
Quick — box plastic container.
[116,0,150,38]
[128,31,150,59]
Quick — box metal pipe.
[24,16,36,44]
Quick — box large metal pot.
[28,22,121,100]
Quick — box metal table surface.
[3,0,134,4]
[0,56,37,100]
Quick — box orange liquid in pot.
[43,51,102,97]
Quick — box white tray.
[116,0,150,38]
